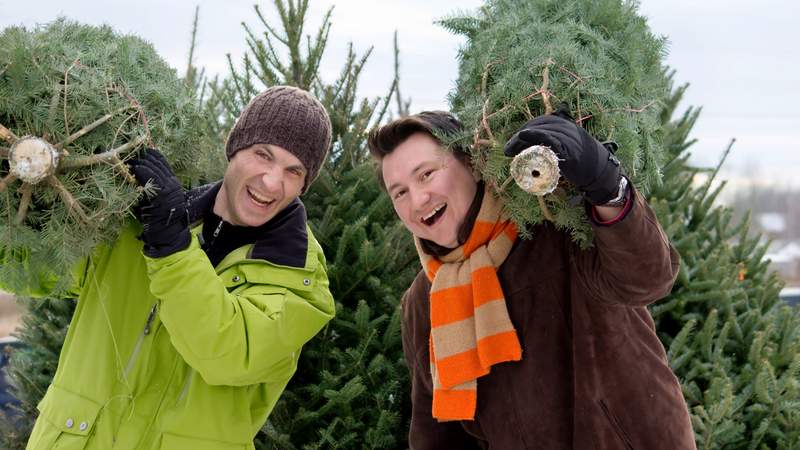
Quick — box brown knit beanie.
[225,86,332,192]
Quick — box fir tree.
[4,3,795,450]
[205,1,417,447]
[441,1,800,446]
[0,18,221,449]
[651,78,800,449]
[440,0,671,245]
[0,19,217,294]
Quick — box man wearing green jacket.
[13,86,335,449]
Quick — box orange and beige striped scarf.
[414,190,520,421]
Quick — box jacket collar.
[186,181,309,268]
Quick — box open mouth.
[421,203,446,226]
[247,187,275,207]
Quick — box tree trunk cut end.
[9,137,60,184]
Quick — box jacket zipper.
[123,302,158,378]
[599,400,635,450]
[213,219,223,238]
[134,355,182,450]
[199,218,224,254]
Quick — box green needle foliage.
[0,19,217,294]
[0,18,222,449]
[440,0,670,245]
[3,3,797,450]
[650,78,800,449]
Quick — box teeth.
[248,188,274,204]
[421,204,445,222]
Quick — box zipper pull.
[200,218,223,253]
[143,303,158,335]
[213,219,223,238]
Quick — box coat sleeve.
[571,186,680,307]
[401,279,483,450]
[145,236,335,386]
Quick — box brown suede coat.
[401,189,696,449]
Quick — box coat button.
[232,275,241,282]
[79,421,88,431]
[303,279,311,286]
[65,418,74,428]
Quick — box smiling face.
[214,143,306,227]
[381,132,478,248]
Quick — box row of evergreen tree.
[1,1,798,449]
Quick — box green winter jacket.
[9,189,334,449]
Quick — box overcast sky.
[2,0,798,190]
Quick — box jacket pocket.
[160,432,247,450]
[35,384,103,449]
[598,399,635,450]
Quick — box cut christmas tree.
[441,0,670,245]
[0,17,223,448]
[0,19,216,294]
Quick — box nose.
[410,187,430,211]
[261,168,283,194]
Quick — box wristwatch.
[601,176,628,207]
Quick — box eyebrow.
[263,145,307,174]
[288,164,307,174]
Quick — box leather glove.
[503,108,622,205]
[128,148,190,258]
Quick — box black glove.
[503,109,622,205]
[128,148,190,258]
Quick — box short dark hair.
[367,111,470,190]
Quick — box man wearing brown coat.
[368,110,695,449]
